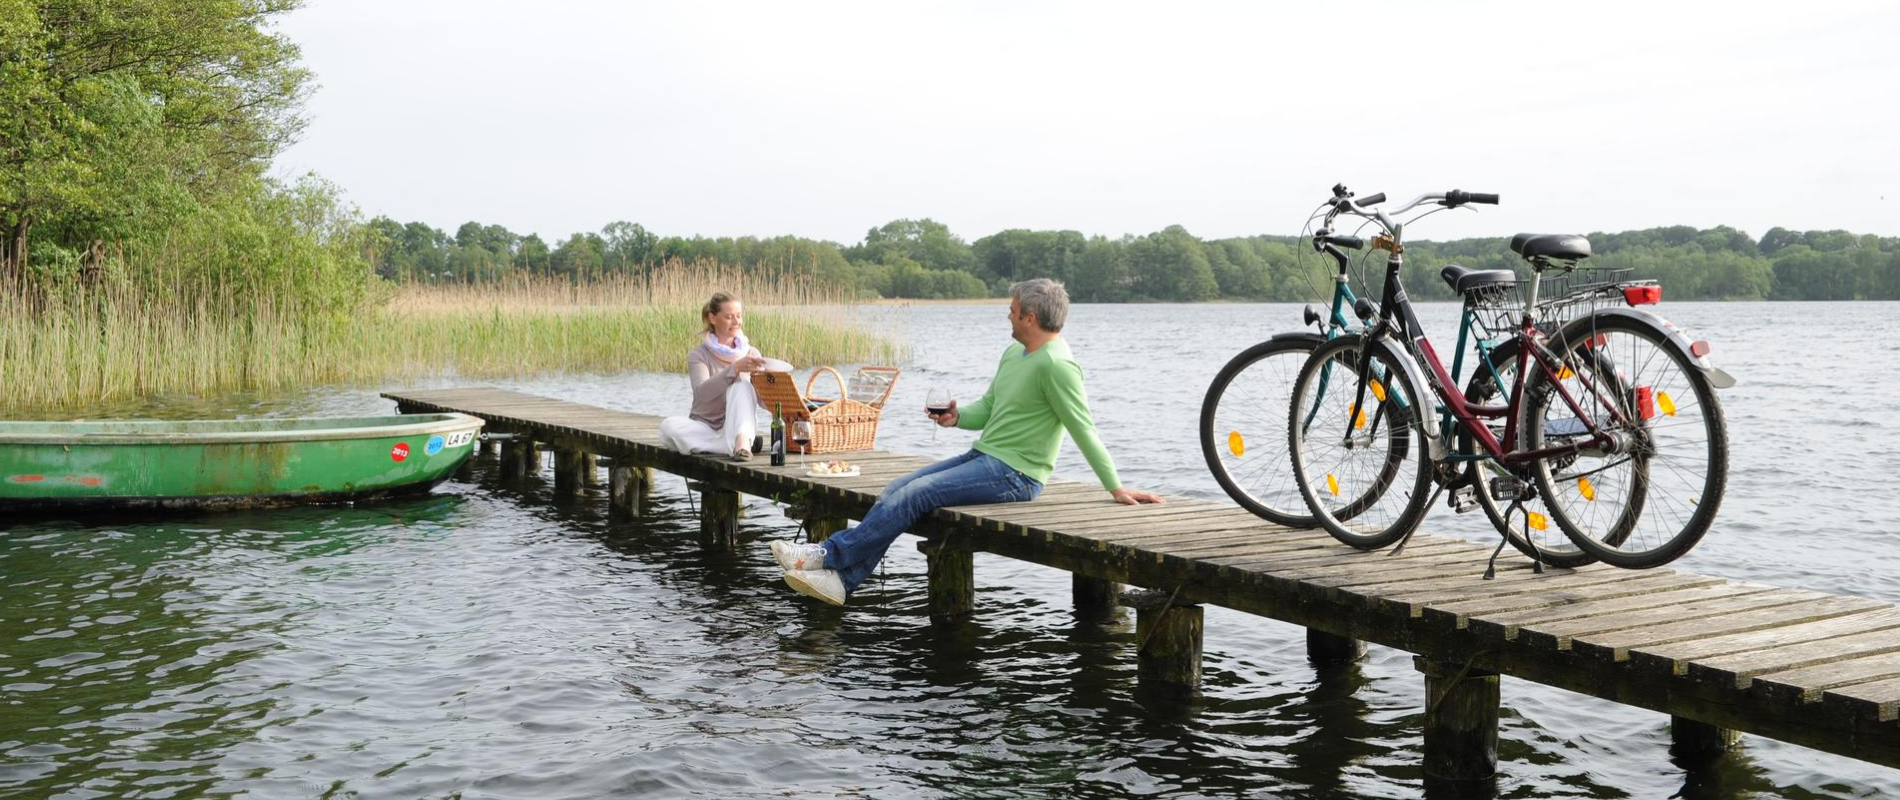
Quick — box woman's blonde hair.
[701,291,738,333]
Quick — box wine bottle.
[770,403,786,466]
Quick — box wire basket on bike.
[1466,266,1655,339]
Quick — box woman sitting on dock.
[658,292,786,460]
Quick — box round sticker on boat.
[391,442,410,462]
[425,435,445,456]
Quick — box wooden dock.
[386,387,1900,781]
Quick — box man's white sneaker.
[784,568,847,606]
[770,539,829,571]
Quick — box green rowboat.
[0,413,485,511]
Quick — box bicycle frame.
[1361,247,1632,469]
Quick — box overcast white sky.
[273,1,1899,246]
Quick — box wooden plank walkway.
[386,386,1900,776]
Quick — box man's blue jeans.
[821,450,1042,594]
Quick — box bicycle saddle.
[1509,233,1592,261]
[1439,264,1517,294]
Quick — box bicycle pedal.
[1449,485,1478,514]
[1489,476,1528,502]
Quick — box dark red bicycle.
[1288,188,1735,572]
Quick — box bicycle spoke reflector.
[1326,473,1340,497]
[1228,430,1245,457]
[1657,391,1677,416]
[1578,476,1596,501]
[1527,511,1549,531]
[1370,379,1386,402]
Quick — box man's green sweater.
[955,338,1121,490]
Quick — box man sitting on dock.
[771,278,1163,606]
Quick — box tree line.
[372,214,1900,303]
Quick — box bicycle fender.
[1365,333,1448,462]
[1555,307,1737,390]
[1268,330,1327,346]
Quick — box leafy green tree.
[601,220,658,271]
[1072,236,1132,302]
[973,229,1087,290]
[550,232,605,276]
[851,218,976,275]
[516,233,550,273]
[1,0,312,279]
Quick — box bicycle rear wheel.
[1289,335,1433,549]
[1525,313,1728,568]
[1460,339,1596,568]
[1201,335,1324,527]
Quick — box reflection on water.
[4,302,1899,798]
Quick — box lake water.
[4,301,1899,799]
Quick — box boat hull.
[0,413,485,511]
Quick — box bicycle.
[1203,186,1571,546]
[1200,185,1391,527]
[1287,188,1734,572]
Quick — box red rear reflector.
[1636,386,1657,419]
[1690,340,1710,357]
[1623,285,1662,305]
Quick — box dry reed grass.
[1,261,905,413]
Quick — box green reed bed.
[1,268,903,413]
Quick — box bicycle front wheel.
[1201,335,1324,527]
[1289,335,1433,549]
[1525,313,1729,569]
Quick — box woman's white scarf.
[703,331,750,362]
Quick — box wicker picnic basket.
[749,366,901,454]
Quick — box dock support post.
[698,488,740,548]
[1306,628,1365,664]
[481,438,500,457]
[1670,716,1740,760]
[918,539,974,621]
[501,439,536,478]
[1072,576,1122,620]
[1125,589,1203,692]
[608,465,652,517]
[554,448,596,495]
[805,512,849,543]
[1417,657,1500,782]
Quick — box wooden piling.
[608,465,652,517]
[500,439,536,478]
[1671,716,1741,760]
[1306,629,1366,664]
[803,500,850,543]
[919,539,974,621]
[1073,576,1123,620]
[1417,656,1500,782]
[554,448,596,495]
[1126,589,1203,692]
[697,488,740,548]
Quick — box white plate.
[806,467,861,478]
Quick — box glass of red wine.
[925,387,952,442]
[790,419,813,469]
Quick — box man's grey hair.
[1011,278,1069,332]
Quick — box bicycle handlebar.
[1323,187,1501,230]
